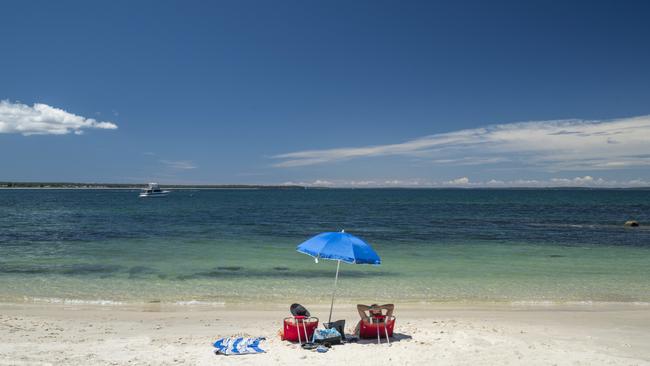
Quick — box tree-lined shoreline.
[0,182,306,189]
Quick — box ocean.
[1,188,649,306]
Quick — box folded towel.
[213,337,266,355]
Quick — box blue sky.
[1,0,649,187]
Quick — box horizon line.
[2,181,649,190]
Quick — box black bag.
[290,303,310,317]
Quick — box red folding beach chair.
[282,316,319,343]
[359,315,395,345]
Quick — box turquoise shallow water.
[1,189,649,305]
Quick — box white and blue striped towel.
[213,337,266,355]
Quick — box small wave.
[510,300,556,306]
[511,300,650,307]
[174,300,225,307]
[631,301,650,306]
[529,222,650,231]
[565,301,598,306]
[25,297,228,307]
[29,297,125,306]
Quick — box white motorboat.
[139,183,170,198]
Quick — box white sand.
[0,302,649,365]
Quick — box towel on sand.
[213,337,266,355]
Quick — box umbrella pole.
[328,260,341,324]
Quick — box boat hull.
[139,191,170,198]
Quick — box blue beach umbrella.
[296,230,381,323]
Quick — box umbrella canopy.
[296,230,381,323]
[296,231,381,265]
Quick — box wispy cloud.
[282,176,650,188]
[160,160,197,170]
[0,100,118,136]
[272,115,650,171]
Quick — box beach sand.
[0,303,648,365]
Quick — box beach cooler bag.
[283,316,319,343]
[359,315,395,344]
[312,327,342,345]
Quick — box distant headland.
[0,182,307,189]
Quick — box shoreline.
[4,297,650,310]
[4,300,650,316]
[1,303,648,365]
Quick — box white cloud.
[0,100,118,136]
[485,179,505,186]
[272,115,650,171]
[311,179,335,186]
[446,175,649,188]
[549,176,603,185]
[160,160,197,170]
[444,177,470,185]
[280,176,649,188]
[431,156,509,165]
[282,178,430,187]
[501,176,649,188]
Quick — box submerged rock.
[624,220,640,227]
[217,266,242,271]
